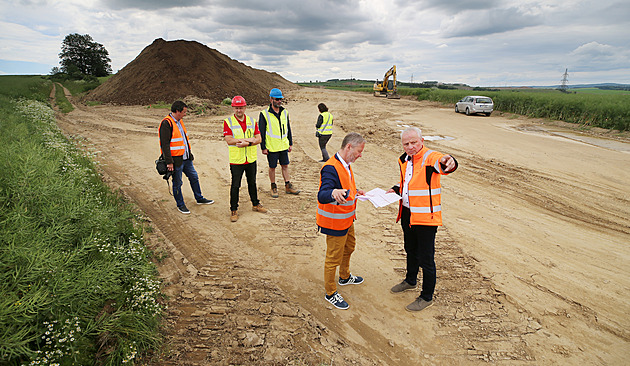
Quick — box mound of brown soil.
[84,38,296,106]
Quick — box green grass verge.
[60,79,100,96]
[0,77,164,365]
[54,83,74,113]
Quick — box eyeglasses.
[273,98,283,101]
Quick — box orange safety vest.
[316,158,357,231]
[159,115,188,157]
[396,146,451,226]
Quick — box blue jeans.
[172,159,203,207]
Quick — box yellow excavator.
[373,65,400,99]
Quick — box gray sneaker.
[390,280,417,293]
[406,297,433,312]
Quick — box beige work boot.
[252,204,267,213]
[405,297,433,312]
[230,210,238,222]
[391,280,417,293]
[285,181,301,195]
[271,183,279,198]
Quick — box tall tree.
[59,33,112,77]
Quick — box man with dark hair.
[159,100,214,214]
[315,103,333,162]
[317,132,366,310]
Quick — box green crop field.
[572,87,630,95]
[0,75,163,365]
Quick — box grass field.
[0,75,163,365]
[572,87,630,95]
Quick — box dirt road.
[55,87,630,365]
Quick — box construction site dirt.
[53,83,630,365]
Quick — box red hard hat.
[231,95,246,107]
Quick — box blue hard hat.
[269,88,284,99]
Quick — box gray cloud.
[16,0,49,5]
[101,0,207,11]
[187,0,391,65]
[570,42,630,71]
[397,0,499,13]
[440,7,542,37]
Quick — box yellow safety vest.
[317,111,333,135]
[262,108,290,152]
[225,115,257,164]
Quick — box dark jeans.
[230,162,259,211]
[400,206,438,302]
[318,134,332,161]
[173,159,203,208]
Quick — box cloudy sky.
[1,0,629,86]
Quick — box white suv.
[455,96,494,116]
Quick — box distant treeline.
[596,85,630,91]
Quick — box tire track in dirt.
[448,149,630,236]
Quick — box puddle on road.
[514,124,630,153]
[396,122,455,141]
[548,131,630,153]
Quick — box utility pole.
[559,68,569,93]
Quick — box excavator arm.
[373,65,400,99]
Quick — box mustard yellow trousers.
[324,224,356,296]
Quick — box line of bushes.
[0,76,164,365]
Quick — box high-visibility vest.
[225,115,257,164]
[316,158,357,231]
[262,108,290,152]
[317,111,333,135]
[396,146,450,226]
[159,114,188,157]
